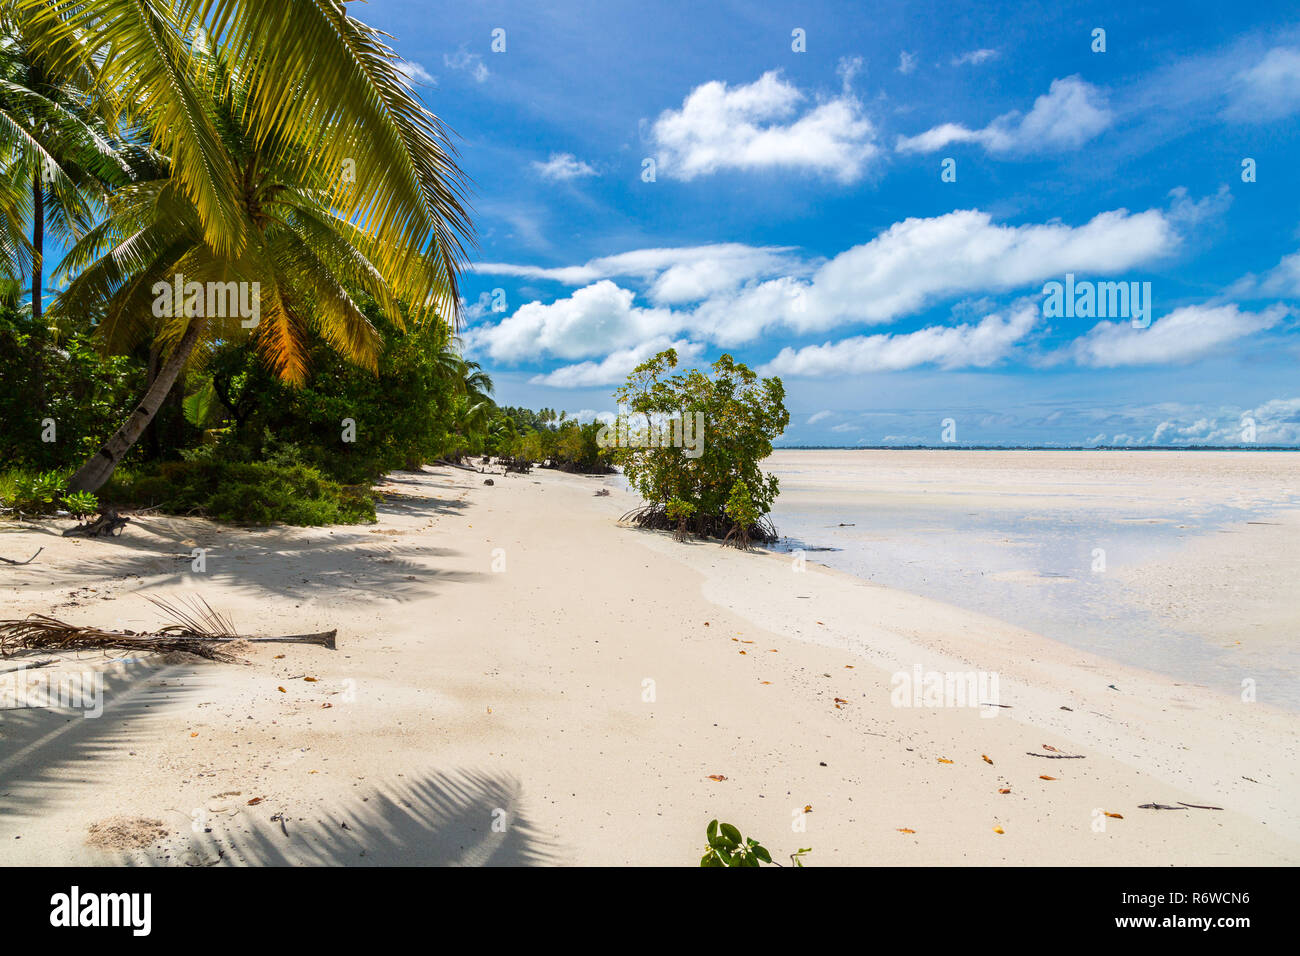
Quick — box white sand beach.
[1,453,1297,866]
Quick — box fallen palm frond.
[0,595,336,660]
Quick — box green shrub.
[612,350,788,543]
[0,468,98,517]
[107,459,375,526]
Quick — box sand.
[0,455,1296,866]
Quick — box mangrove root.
[63,510,130,538]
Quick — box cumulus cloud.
[1224,46,1300,121]
[898,51,917,74]
[694,206,1176,342]
[473,243,808,305]
[1232,250,1300,298]
[473,206,1180,358]
[952,49,999,67]
[529,338,705,387]
[444,49,489,82]
[1067,304,1287,367]
[466,280,680,363]
[396,61,435,85]
[759,303,1039,376]
[532,153,599,181]
[896,76,1112,155]
[648,71,879,182]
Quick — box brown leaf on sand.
[897,828,916,834]
[982,754,993,764]
[322,703,333,708]
[998,788,1011,794]
[993,826,1005,834]
[303,676,318,682]
[739,650,747,655]
[1043,744,1061,753]
[803,805,813,813]
[707,774,727,782]
[937,758,953,764]
[274,654,285,659]
[247,797,263,806]
[759,680,772,685]
[277,686,286,693]
[190,732,198,737]
[845,665,854,669]
[834,697,848,704]
[1104,811,1124,819]
[1040,775,1057,781]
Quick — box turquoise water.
[767,491,1300,709]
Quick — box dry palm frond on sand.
[0,595,337,660]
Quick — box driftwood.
[1025,752,1086,759]
[0,547,43,565]
[63,509,130,538]
[0,595,336,661]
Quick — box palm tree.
[53,35,468,492]
[0,13,136,397]
[19,0,471,306]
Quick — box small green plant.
[61,490,99,517]
[0,469,97,517]
[700,819,811,867]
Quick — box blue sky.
[379,0,1300,447]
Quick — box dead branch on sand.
[0,547,43,565]
[0,595,336,660]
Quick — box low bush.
[107,459,376,526]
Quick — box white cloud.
[473,206,1179,352]
[532,153,599,181]
[1166,184,1233,228]
[1232,250,1300,298]
[806,410,833,425]
[697,206,1176,342]
[529,338,705,387]
[648,71,879,182]
[444,49,489,83]
[896,76,1111,155]
[759,303,1039,376]
[473,243,807,305]
[467,280,680,363]
[898,51,917,74]
[396,61,435,85]
[952,49,999,67]
[1068,304,1287,367]
[1224,47,1300,121]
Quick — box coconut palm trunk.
[68,320,205,493]
[30,168,45,407]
